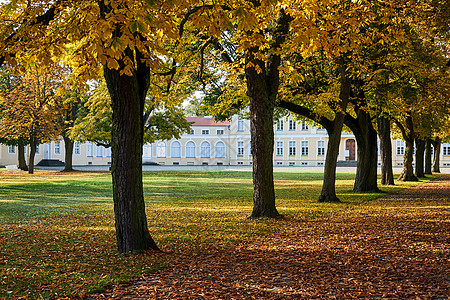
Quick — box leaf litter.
[86,176,450,299]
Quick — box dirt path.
[87,176,450,299]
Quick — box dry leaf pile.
[87,176,450,299]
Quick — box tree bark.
[424,138,432,175]
[432,137,441,173]
[318,57,351,203]
[18,142,28,171]
[415,138,426,178]
[377,116,394,185]
[28,137,36,174]
[102,53,158,253]
[397,116,418,181]
[62,136,74,172]
[318,123,344,203]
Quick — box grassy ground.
[0,170,436,299]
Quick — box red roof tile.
[185,117,230,126]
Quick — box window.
[201,141,210,158]
[86,142,94,157]
[156,141,166,158]
[396,140,405,155]
[301,122,309,131]
[289,119,296,131]
[237,141,244,156]
[317,162,324,166]
[276,118,284,131]
[143,144,152,158]
[217,129,224,135]
[443,143,450,156]
[276,162,283,165]
[8,145,16,154]
[237,117,244,131]
[35,145,40,155]
[54,142,61,155]
[276,141,283,156]
[317,141,325,156]
[289,162,295,166]
[105,147,111,157]
[171,141,181,158]
[301,141,309,156]
[215,141,226,158]
[301,162,308,166]
[96,145,103,157]
[74,142,80,155]
[237,161,244,165]
[188,129,194,135]
[317,126,325,131]
[202,129,209,135]
[289,141,296,156]
[186,141,196,158]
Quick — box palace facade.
[1,116,449,168]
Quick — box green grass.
[0,170,437,299]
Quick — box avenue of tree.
[0,0,449,253]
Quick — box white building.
[1,116,449,168]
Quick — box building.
[1,116,449,168]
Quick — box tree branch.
[277,100,334,132]
[0,1,63,67]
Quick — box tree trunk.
[18,142,28,171]
[432,137,441,173]
[247,68,278,218]
[424,138,432,175]
[103,49,159,253]
[377,116,394,185]
[246,48,279,218]
[318,57,351,203]
[398,116,418,181]
[415,138,426,178]
[346,102,379,193]
[319,123,344,203]
[62,136,74,172]
[246,10,290,218]
[28,138,36,174]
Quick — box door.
[43,143,51,159]
[345,139,356,161]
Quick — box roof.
[185,116,230,126]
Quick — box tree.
[278,55,352,203]
[377,115,394,185]
[0,64,63,174]
[432,138,441,173]
[343,87,380,193]
[52,88,83,172]
[0,66,29,171]
[424,139,432,175]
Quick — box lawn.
[0,170,434,299]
